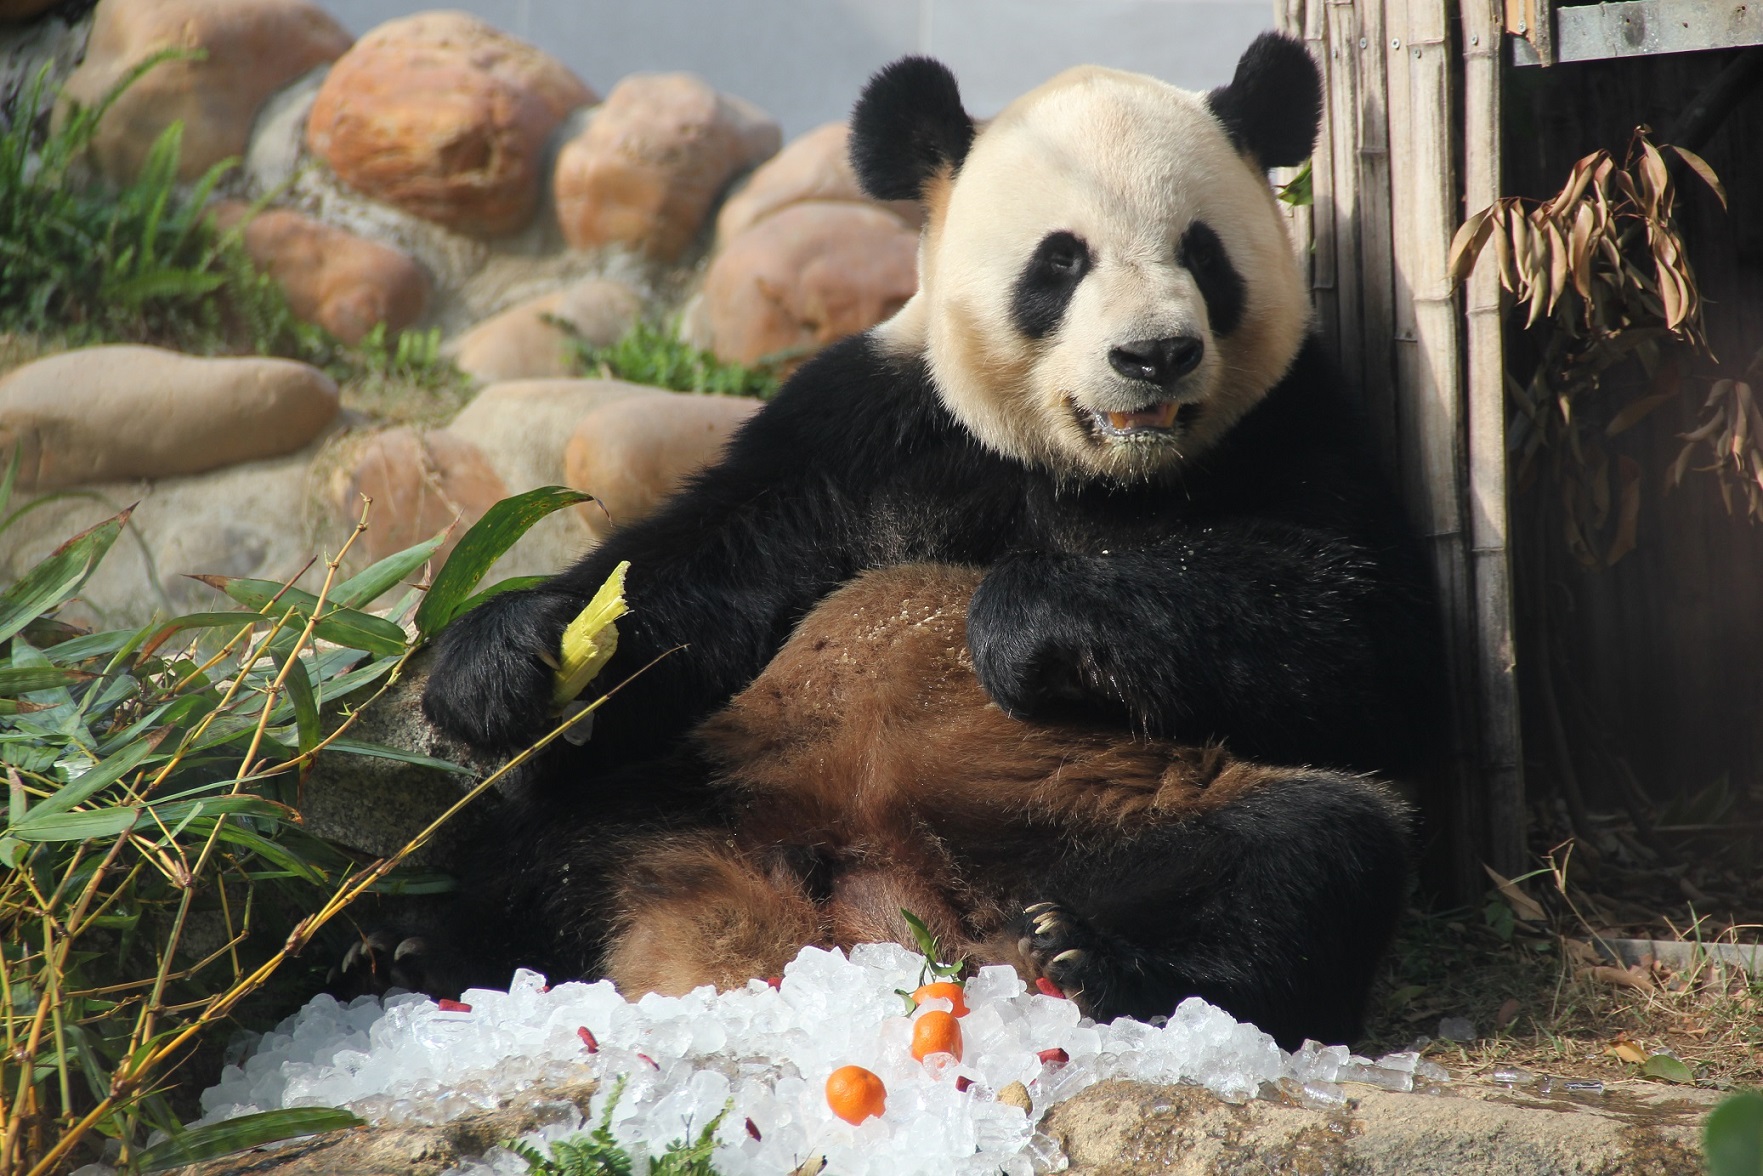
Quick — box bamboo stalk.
[1461,0,1527,876]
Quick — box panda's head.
[852,33,1320,482]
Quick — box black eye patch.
[1177,220,1245,337]
[1010,231,1091,340]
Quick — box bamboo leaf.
[192,576,409,656]
[324,738,474,775]
[10,733,161,829]
[414,487,592,638]
[452,574,550,619]
[0,666,93,695]
[1605,392,1675,437]
[331,535,443,609]
[1640,1053,1693,1083]
[1667,144,1727,209]
[0,507,131,646]
[9,806,139,842]
[135,1108,365,1173]
[1446,206,1495,287]
[284,654,320,757]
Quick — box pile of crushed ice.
[198,943,1445,1175]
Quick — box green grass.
[0,54,322,359]
[565,321,780,399]
[507,1078,727,1176]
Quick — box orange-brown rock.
[564,391,760,537]
[306,12,594,237]
[554,73,780,262]
[715,122,921,244]
[57,0,351,182]
[450,278,642,383]
[211,202,429,345]
[696,200,918,369]
[343,427,508,565]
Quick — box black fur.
[1178,220,1246,337]
[1014,773,1410,1048]
[1207,31,1323,169]
[1010,231,1092,340]
[849,56,976,201]
[420,328,1441,1043]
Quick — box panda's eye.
[1036,232,1089,278]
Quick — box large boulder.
[0,346,338,490]
[715,121,921,244]
[305,12,594,237]
[553,73,780,262]
[563,391,760,538]
[211,202,431,345]
[338,427,508,566]
[692,200,918,369]
[58,0,351,182]
[450,278,643,383]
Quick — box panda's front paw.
[328,930,441,998]
[1017,900,1151,1022]
[422,588,583,754]
[967,563,1093,720]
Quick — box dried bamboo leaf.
[1546,219,1570,313]
[1492,206,1518,290]
[1568,202,1596,301]
[1669,443,1696,488]
[1668,144,1727,208]
[1605,392,1674,437]
[1639,138,1671,221]
[1447,206,1497,287]
[1606,456,1641,565]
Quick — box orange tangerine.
[912,981,969,1017]
[910,1009,964,1062]
[826,1064,887,1124]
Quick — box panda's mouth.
[1080,400,1203,439]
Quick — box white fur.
[874,66,1311,481]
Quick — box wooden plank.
[1354,0,1399,475]
[1385,0,1482,896]
[1305,0,1342,350]
[1325,0,1367,404]
[1461,0,1527,875]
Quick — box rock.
[57,0,350,183]
[0,345,338,490]
[0,441,340,625]
[450,278,643,383]
[211,202,431,345]
[715,121,921,244]
[553,72,780,262]
[171,1081,598,1176]
[435,378,657,576]
[563,391,760,537]
[693,200,918,369]
[1046,1078,1712,1175]
[306,12,594,237]
[299,646,503,870]
[339,427,508,567]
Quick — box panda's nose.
[1108,336,1204,386]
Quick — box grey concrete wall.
[322,0,1275,137]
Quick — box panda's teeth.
[1105,403,1181,431]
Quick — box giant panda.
[411,33,1441,1049]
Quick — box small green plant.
[507,1077,727,1176]
[350,323,457,389]
[0,54,315,358]
[0,463,617,1175]
[564,320,780,399]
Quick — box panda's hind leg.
[1007,769,1410,1049]
[602,832,826,996]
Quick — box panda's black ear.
[850,56,976,202]
[1206,32,1322,170]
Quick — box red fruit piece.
[638,1052,659,1069]
[1035,978,1065,998]
[437,998,472,1012]
[745,1117,762,1141]
[577,1026,599,1053]
[766,976,782,990]
[1037,1047,1069,1065]
[955,1076,973,1093]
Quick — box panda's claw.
[1023,901,1058,917]
[1050,948,1086,967]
